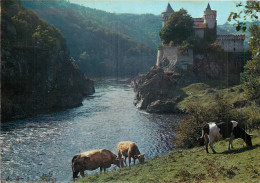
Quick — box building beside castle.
[157,3,245,70]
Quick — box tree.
[159,9,194,45]
[228,1,259,31]
[248,24,260,56]
[243,24,260,104]
[228,1,260,104]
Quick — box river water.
[0,78,178,182]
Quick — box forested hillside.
[1,0,94,121]
[22,1,160,76]
[21,1,256,76]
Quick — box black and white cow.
[199,120,252,153]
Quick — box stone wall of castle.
[216,34,245,52]
[194,29,204,39]
[156,46,193,71]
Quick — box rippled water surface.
[1,79,178,182]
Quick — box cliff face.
[1,0,95,122]
[133,50,251,113]
[193,52,251,85]
[133,66,186,113]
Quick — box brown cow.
[71,149,122,181]
[117,141,145,167]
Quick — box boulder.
[133,66,183,113]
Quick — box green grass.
[78,131,260,182]
[177,83,246,109]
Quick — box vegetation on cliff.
[1,0,94,122]
[22,0,159,77]
[159,9,194,45]
[158,8,221,56]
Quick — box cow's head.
[134,154,145,164]
[113,157,124,168]
[245,134,253,147]
[234,126,253,147]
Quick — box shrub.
[173,98,250,148]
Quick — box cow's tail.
[200,128,205,139]
[71,155,78,173]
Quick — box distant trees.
[22,0,156,77]
[159,9,194,45]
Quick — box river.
[0,78,178,182]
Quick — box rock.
[146,99,181,113]
[133,66,183,114]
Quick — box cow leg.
[228,134,235,151]
[104,168,106,172]
[73,171,79,182]
[124,156,127,166]
[80,171,85,178]
[204,134,209,153]
[208,135,216,153]
[228,139,232,152]
[128,156,131,167]
[231,142,234,149]
[133,158,136,165]
[206,143,209,153]
[209,142,216,153]
[118,152,123,168]
[100,167,102,173]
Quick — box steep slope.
[1,0,95,122]
[22,1,158,76]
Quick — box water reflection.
[1,78,178,181]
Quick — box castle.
[157,3,245,70]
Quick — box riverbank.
[78,130,260,182]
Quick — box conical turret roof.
[206,3,211,10]
[164,3,174,13]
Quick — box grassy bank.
[177,83,260,130]
[177,83,246,109]
[78,130,260,182]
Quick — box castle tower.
[162,3,174,27]
[203,3,217,29]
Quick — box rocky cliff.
[133,66,188,113]
[133,50,251,113]
[1,0,95,122]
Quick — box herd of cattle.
[71,121,253,181]
[71,141,145,181]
